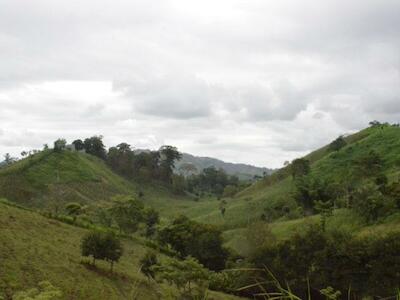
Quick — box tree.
[329,135,346,151]
[143,207,160,237]
[140,251,158,279]
[83,136,107,160]
[290,158,310,178]
[159,145,182,183]
[53,139,66,152]
[72,139,85,151]
[3,153,16,165]
[172,174,186,194]
[152,257,209,296]
[351,184,396,223]
[81,231,123,271]
[159,215,228,271]
[107,143,135,178]
[109,195,144,234]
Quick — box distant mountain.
[175,152,274,181]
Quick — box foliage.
[72,139,85,151]
[251,226,400,298]
[107,142,135,178]
[328,135,346,152]
[351,184,396,223]
[13,281,62,300]
[152,257,209,296]
[53,139,66,152]
[171,174,186,194]
[140,251,158,279]
[81,230,123,271]
[187,166,239,198]
[83,136,107,160]
[159,215,229,271]
[109,195,145,234]
[290,158,310,178]
[159,145,182,183]
[143,207,160,237]
[65,202,83,222]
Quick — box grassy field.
[0,202,244,300]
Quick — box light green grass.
[0,202,244,300]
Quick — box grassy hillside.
[0,201,243,300]
[0,150,136,208]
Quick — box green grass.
[0,202,244,300]
[0,150,136,208]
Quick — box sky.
[0,0,399,168]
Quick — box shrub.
[81,231,123,271]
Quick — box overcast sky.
[0,0,399,168]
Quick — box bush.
[81,231,123,271]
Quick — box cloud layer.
[0,0,399,167]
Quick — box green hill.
[0,201,242,300]
[166,125,400,255]
[0,150,136,208]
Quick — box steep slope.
[185,125,400,231]
[0,150,136,208]
[176,153,273,181]
[0,201,243,300]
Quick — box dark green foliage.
[187,166,239,197]
[53,139,66,152]
[159,145,182,183]
[83,136,107,160]
[355,150,383,176]
[140,251,158,279]
[72,139,85,151]
[143,207,160,237]
[171,174,186,194]
[350,184,396,223]
[290,158,310,178]
[81,231,123,271]
[328,135,346,151]
[251,227,400,298]
[159,215,228,271]
[107,143,135,178]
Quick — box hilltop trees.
[53,139,66,152]
[83,136,107,159]
[72,139,84,151]
[81,231,123,271]
[329,135,346,151]
[107,143,135,177]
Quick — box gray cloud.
[0,0,399,167]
